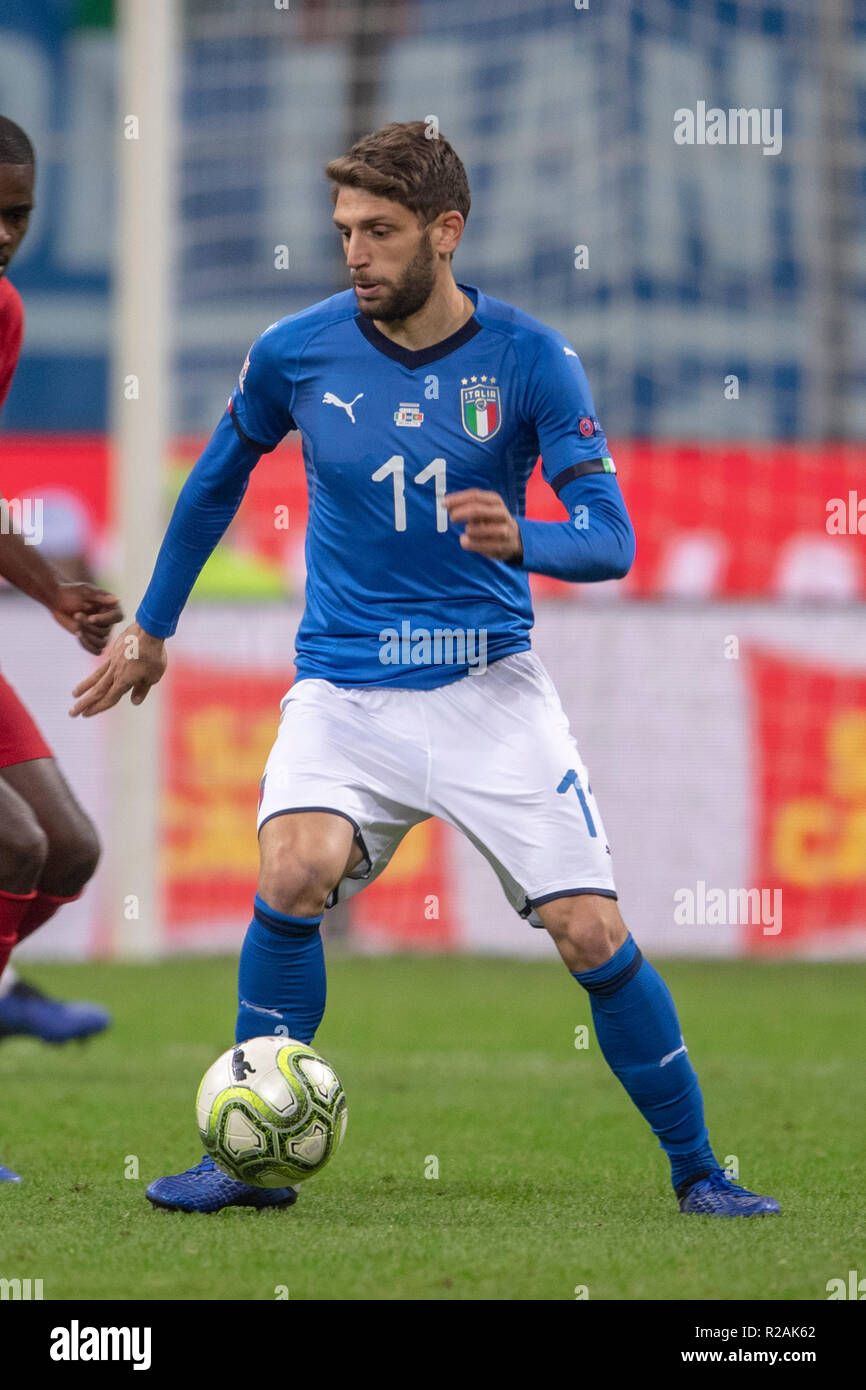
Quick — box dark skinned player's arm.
[0,509,63,608]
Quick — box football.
[196,1035,347,1187]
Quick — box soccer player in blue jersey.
[72,121,778,1218]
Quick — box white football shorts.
[256,650,616,926]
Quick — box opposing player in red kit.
[0,116,124,1184]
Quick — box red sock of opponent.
[14,889,82,945]
[0,888,37,982]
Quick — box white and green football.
[196,1035,347,1187]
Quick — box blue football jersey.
[225,283,614,688]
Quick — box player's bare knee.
[0,817,49,893]
[538,894,628,971]
[258,812,359,917]
[258,861,335,918]
[42,818,101,896]
[257,840,340,918]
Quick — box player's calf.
[148,811,360,1215]
[547,903,748,1213]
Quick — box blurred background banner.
[1,0,864,959]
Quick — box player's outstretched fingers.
[69,665,126,717]
[76,678,134,717]
[71,662,109,700]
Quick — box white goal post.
[109,0,179,957]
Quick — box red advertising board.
[2,435,863,599]
[162,664,290,935]
[746,649,866,952]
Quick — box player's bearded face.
[355,226,436,322]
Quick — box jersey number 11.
[371,455,448,533]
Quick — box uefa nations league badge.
[460,377,501,440]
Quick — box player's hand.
[50,583,124,655]
[443,489,523,563]
[69,621,167,718]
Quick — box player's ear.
[431,210,464,258]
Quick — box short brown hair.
[325,120,470,229]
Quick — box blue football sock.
[573,933,719,1193]
[236,893,326,1047]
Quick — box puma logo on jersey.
[563,346,578,357]
[323,391,363,423]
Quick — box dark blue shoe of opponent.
[146,1155,298,1214]
[0,979,111,1044]
[0,1161,22,1183]
[679,1168,780,1216]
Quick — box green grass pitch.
[0,955,863,1301]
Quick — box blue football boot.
[0,978,111,1044]
[146,1155,298,1214]
[0,1161,22,1184]
[679,1168,780,1216]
